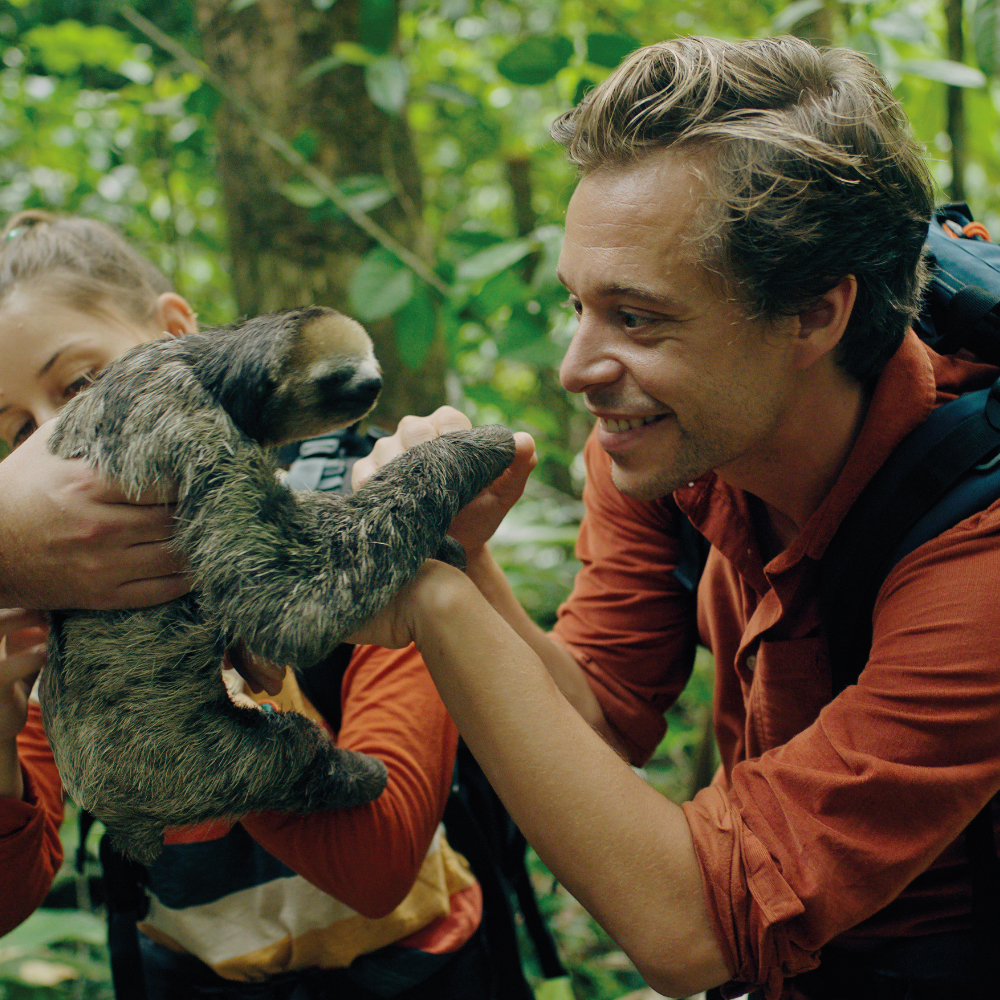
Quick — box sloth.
[40,306,515,864]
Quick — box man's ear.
[792,275,857,370]
[153,292,199,338]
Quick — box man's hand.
[351,407,537,555]
[0,420,189,610]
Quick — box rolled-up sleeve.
[552,432,698,764]
[683,500,1000,996]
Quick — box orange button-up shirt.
[553,331,1000,998]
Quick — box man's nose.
[559,319,624,394]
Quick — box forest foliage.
[2,0,1000,996]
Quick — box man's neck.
[718,360,870,554]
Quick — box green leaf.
[365,57,409,114]
[0,909,106,951]
[349,247,414,320]
[973,0,1000,77]
[456,238,536,282]
[359,0,397,54]
[585,33,639,69]
[230,0,259,10]
[290,126,320,161]
[496,303,546,351]
[898,59,987,88]
[770,0,823,34]
[472,269,528,318]
[394,284,437,370]
[497,35,574,86]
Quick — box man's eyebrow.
[556,273,687,310]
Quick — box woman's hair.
[551,36,934,385]
[0,209,171,322]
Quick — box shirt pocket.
[749,637,831,752]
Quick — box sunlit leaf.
[230,0,259,10]
[870,11,928,46]
[24,21,135,76]
[0,909,106,951]
[424,82,478,107]
[349,247,414,320]
[898,59,987,88]
[770,0,823,34]
[296,53,345,86]
[456,238,536,282]
[365,57,409,114]
[497,35,574,86]
[585,33,639,69]
[395,284,437,370]
[333,41,375,66]
[973,0,1000,77]
[534,975,576,1000]
[279,181,328,208]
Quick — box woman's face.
[0,287,167,452]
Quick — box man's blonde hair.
[552,36,934,384]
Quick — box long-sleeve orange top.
[0,703,64,936]
[552,331,1000,999]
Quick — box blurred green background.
[2,0,998,995]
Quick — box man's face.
[557,150,800,501]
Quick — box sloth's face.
[0,288,191,455]
[191,307,382,447]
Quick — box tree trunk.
[945,0,966,203]
[195,0,445,427]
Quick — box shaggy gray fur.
[40,307,515,864]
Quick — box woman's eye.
[13,418,37,448]
[64,372,95,399]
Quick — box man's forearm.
[465,547,627,750]
[411,568,729,997]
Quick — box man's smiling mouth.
[598,414,668,433]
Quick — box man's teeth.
[600,415,662,433]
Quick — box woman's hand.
[0,608,47,799]
[351,407,537,556]
[0,420,189,610]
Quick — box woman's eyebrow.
[37,341,85,378]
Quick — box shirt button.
[746,653,757,671]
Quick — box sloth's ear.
[154,292,199,338]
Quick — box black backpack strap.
[820,381,1000,988]
[99,833,150,1000]
[821,377,1000,695]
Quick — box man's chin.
[609,460,689,502]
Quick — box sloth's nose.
[353,376,382,405]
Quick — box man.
[349,35,1000,999]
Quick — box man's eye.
[563,297,582,316]
[64,372,95,399]
[620,311,651,329]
